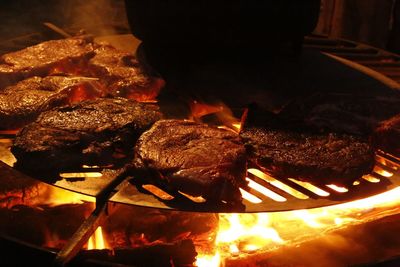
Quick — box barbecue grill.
[1,1,400,267]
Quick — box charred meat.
[0,36,95,87]
[133,120,247,204]
[12,98,162,172]
[88,45,164,101]
[374,114,400,158]
[240,107,375,186]
[0,76,103,129]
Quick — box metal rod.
[43,22,72,38]
[53,166,132,266]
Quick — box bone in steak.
[133,119,247,204]
[12,98,162,173]
[0,36,95,87]
[88,45,164,101]
[0,76,103,129]
[373,114,400,158]
[240,107,375,186]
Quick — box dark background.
[1,0,400,53]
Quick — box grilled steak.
[0,36,95,87]
[374,114,400,157]
[240,107,375,186]
[133,119,247,204]
[280,92,400,136]
[88,45,164,101]
[0,76,103,129]
[12,98,162,173]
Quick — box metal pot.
[124,0,321,58]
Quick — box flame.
[196,251,221,267]
[196,187,400,266]
[87,226,108,250]
[189,101,242,132]
[49,60,87,76]
[68,82,105,104]
[34,186,95,207]
[121,78,164,102]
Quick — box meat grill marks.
[133,120,247,205]
[240,108,375,186]
[0,76,103,129]
[88,45,164,102]
[12,98,162,173]
[374,114,400,158]
[0,36,95,87]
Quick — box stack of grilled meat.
[1,36,400,206]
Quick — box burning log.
[69,239,196,267]
[102,204,218,255]
[113,239,197,267]
[0,203,93,250]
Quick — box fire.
[68,82,105,104]
[33,186,95,207]
[122,77,165,102]
[196,186,400,266]
[189,101,242,132]
[49,60,87,76]
[87,226,108,250]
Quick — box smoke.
[62,0,130,36]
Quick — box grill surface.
[1,140,400,213]
[1,34,400,212]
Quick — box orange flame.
[121,78,164,102]
[68,82,105,104]
[197,186,400,266]
[189,101,242,132]
[87,226,108,250]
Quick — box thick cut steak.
[240,107,375,186]
[0,36,95,87]
[12,98,162,173]
[0,76,103,129]
[133,119,247,204]
[88,45,164,101]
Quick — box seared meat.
[0,36,95,87]
[88,45,164,101]
[12,98,162,172]
[0,76,103,129]
[133,120,247,204]
[240,108,375,186]
[374,114,400,157]
[280,92,400,135]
